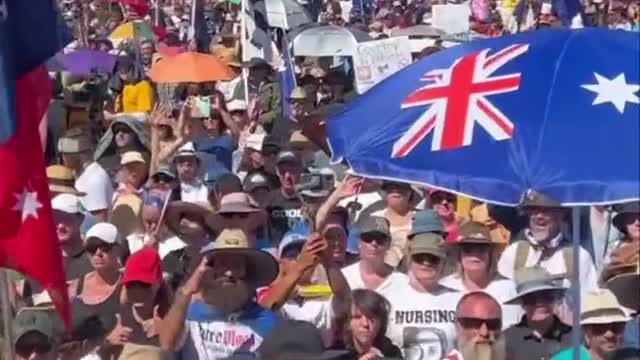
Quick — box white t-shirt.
[75,162,113,212]
[386,283,462,360]
[180,181,209,204]
[280,297,335,344]
[341,261,410,300]
[439,274,522,329]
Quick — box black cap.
[258,320,351,360]
[213,173,243,197]
[262,135,281,153]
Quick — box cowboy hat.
[165,201,217,237]
[200,229,278,287]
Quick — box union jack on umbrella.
[327,28,639,206]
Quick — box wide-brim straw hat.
[200,229,278,287]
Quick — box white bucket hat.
[580,288,632,325]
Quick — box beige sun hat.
[200,229,278,287]
[580,288,632,325]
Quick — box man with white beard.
[446,292,506,360]
[497,190,597,295]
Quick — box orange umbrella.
[149,52,235,83]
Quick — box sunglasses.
[153,174,175,184]
[411,253,442,265]
[588,322,626,335]
[113,126,132,134]
[220,212,249,219]
[459,243,491,253]
[457,317,502,331]
[86,243,114,255]
[360,234,390,245]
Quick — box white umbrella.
[292,25,371,57]
[254,0,311,30]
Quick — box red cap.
[122,247,162,285]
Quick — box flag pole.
[240,0,250,103]
[0,270,15,360]
[571,207,582,360]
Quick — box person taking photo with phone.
[158,229,280,358]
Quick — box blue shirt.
[177,301,278,359]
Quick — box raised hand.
[106,314,132,346]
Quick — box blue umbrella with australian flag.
[327,28,639,207]
[326,27,639,360]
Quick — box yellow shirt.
[121,80,153,113]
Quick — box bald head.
[456,291,502,317]
[456,291,502,346]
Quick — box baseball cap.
[245,133,266,152]
[152,164,176,179]
[410,233,447,258]
[278,231,307,258]
[57,128,92,154]
[122,247,162,285]
[12,309,55,346]
[276,151,300,165]
[357,216,391,239]
[244,172,270,192]
[120,151,146,166]
[51,193,83,214]
[86,222,119,244]
[227,99,248,112]
[214,173,243,197]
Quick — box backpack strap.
[560,245,574,278]
[514,240,531,272]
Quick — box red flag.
[0,67,71,328]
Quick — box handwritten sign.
[353,37,412,94]
[432,4,471,35]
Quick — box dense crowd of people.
[1,0,639,359]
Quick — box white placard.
[432,4,471,35]
[353,37,413,94]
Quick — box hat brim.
[201,248,278,287]
[165,201,216,236]
[606,272,640,311]
[49,184,86,196]
[504,285,567,305]
[580,313,631,325]
[217,204,262,214]
[453,238,497,245]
